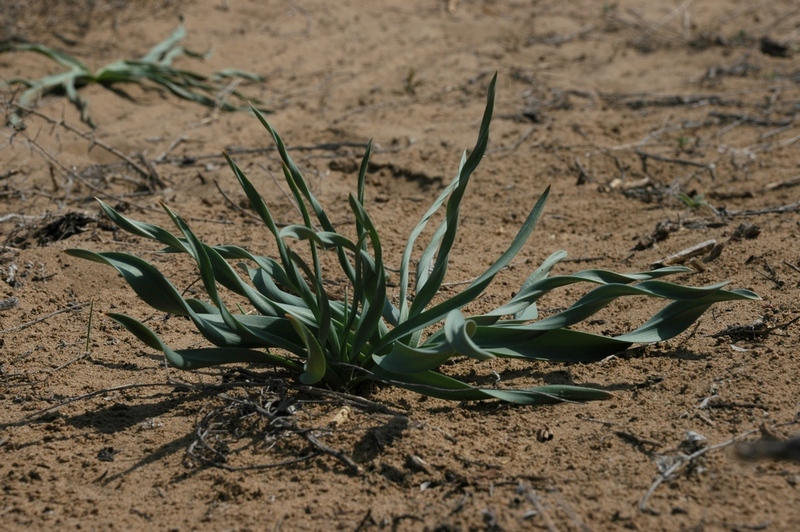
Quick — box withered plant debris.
[710,315,800,341]
[651,239,718,269]
[736,435,800,462]
[634,218,727,251]
[184,377,400,474]
[759,36,792,58]
[33,212,96,246]
[729,223,761,241]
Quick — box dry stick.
[748,133,800,154]
[186,403,307,471]
[18,130,233,225]
[289,383,408,417]
[0,169,21,180]
[213,179,261,221]
[191,450,315,472]
[539,24,595,45]
[639,429,758,515]
[135,152,167,189]
[651,239,716,269]
[42,352,91,374]
[523,485,558,532]
[5,382,181,425]
[634,0,695,43]
[635,148,717,180]
[11,102,152,179]
[164,141,373,164]
[212,179,291,227]
[764,176,800,191]
[0,302,87,335]
[156,138,410,167]
[574,156,592,184]
[228,368,408,417]
[759,124,794,141]
[259,162,305,217]
[725,201,800,216]
[188,414,316,471]
[192,390,362,473]
[490,125,537,155]
[303,432,363,474]
[709,111,793,128]
[784,261,800,275]
[713,115,745,138]
[552,491,591,532]
[15,128,142,203]
[155,134,188,162]
[583,120,694,158]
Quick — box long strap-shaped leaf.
[161,203,319,352]
[108,312,302,372]
[613,288,758,343]
[6,43,91,71]
[382,284,759,372]
[369,364,612,404]
[396,154,464,323]
[378,310,496,374]
[64,249,289,350]
[477,265,697,322]
[408,73,498,317]
[140,16,187,64]
[380,327,627,373]
[286,314,340,387]
[347,195,387,363]
[277,160,335,349]
[225,154,320,316]
[489,280,738,332]
[95,199,189,252]
[373,185,551,353]
[250,107,358,284]
[510,250,567,321]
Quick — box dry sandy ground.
[2,0,800,530]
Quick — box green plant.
[676,135,691,150]
[404,68,421,96]
[678,191,709,209]
[2,18,267,127]
[66,74,758,405]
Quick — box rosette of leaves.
[66,74,758,405]
[2,18,267,127]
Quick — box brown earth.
[2,0,800,530]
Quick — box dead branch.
[636,148,717,180]
[0,301,88,335]
[213,179,262,222]
[710,111,793,128]
[639,429,757,515]
[650,239,716,268]
[518,483,558,532]
[736,435,800,462]
[763,176,800,192]
[10,102,153,180]
[574,156,592,185]
[303,432,363,474]
[723,201,800,216]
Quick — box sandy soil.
[2,0,800,529]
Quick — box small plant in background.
[678,190,709,210]
[66,74,758,405]
[676,135,691,151]
[404,68,422,96]
[2,18,267,127]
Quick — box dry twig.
[639,429,757,514]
